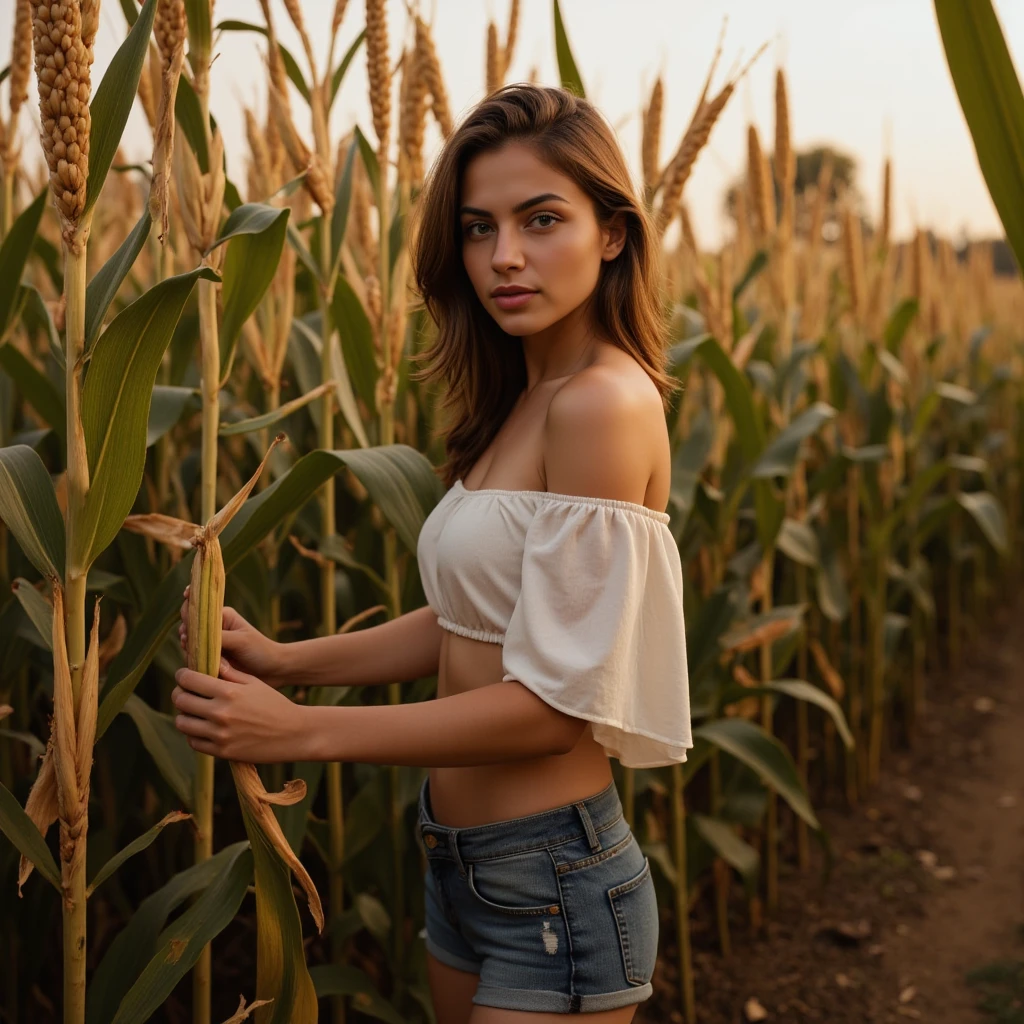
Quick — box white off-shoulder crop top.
[416,478,692,767]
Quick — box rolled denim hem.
[423,934,482,975]
[472,981,654,1013]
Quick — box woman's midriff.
[427,629,615,828]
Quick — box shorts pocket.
[466,849,562,916]
[607,856,658,986]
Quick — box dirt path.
[643,594,1024,1024]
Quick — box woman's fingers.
[173,713,219,741]
[172,687,216,718]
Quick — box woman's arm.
[279,604,444,688]
[171,662,587,765]
[301,681,588,766]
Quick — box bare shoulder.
[542,349,666,505]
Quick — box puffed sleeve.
[500,499,692,768]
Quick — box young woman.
[172,83,692,1022]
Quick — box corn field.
[0,1,1021,1022]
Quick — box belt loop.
[575,801,601,853]
[448,829,468,878]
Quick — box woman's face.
[459,142,625,336]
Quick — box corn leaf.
[219,381,335,437]
[86,840,250,1024]
[0,189,46,334]
[85,209,152,349]
[553,0,586,97]
[329,30,366,110]
[0,344,65,442]
[175,74,210,172]
[84,0,157,216]
[691,718,819,829]
[719,678,855,750]
[11,577,54,649]
[310,965,406,1024]
[957,490,1009,555]
[184,0,212,80]
[751,402,836,479]
[214,20,310,103]
[291,315,370,449]
[883,298,920,353]
[934,0,1024,273]
[110,845,254,1024]
[330,135,358,272]
[121,694,195,807]
[148,385,199,446]
[0,778,62,891]
[0,446,65,581]
[236,777,318,1023]
[776,519,820,568]
[330,274,378,417]
[691,814,760,897]
[208,204,290,373]
[77,267,219,570]
[86,811,192,897]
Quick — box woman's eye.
[532,213,557,228]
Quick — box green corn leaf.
[691,718,819,829]
[719,678,854,750]
[77,267,219,570]
[0,343,65,442]
[215,21,310,102]
[86,810,192,897]
[86,841,250,1024]
[935,0,1024,273]
[85,0,157,216]
[330,273,379,417]
[751,402,837,479]
[957,490,1009,555]
[148,385,199,446]
[329,30,367,110]
[85,209,152,349]
[691,814,760,897]
[331,135,359,271]
[219,381,334,437]
[121,694,195,808]
[110,845,253,1024]
[776,519,820,568]
[311,965,405,1024]
[0,189,46,334]
[0,778,62,891]
[184,0,212,80]
[11,577,54,649]
[0,445,65,581]
[175,74,210,172]
[732,249,769,303]
[553,0,586,97]
[208,203,291,373]
[883,298,919,353]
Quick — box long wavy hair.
[408,83,680,489]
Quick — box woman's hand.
[178,585,287,689]
[172,657,308,763]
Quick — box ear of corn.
[124,434,320,1022]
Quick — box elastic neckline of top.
[453,478,671,523]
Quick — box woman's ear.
[601,212,628,261]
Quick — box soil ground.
[641,594,1024,1024]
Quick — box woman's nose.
[490,229,525,271]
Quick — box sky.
[2,0,1022,249]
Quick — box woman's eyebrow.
[459,193,569,217]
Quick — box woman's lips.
[493,291,537,309]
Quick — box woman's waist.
[420,765,622,862]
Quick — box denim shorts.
[417,775,659,1013]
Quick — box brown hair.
[408,83,680,489]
